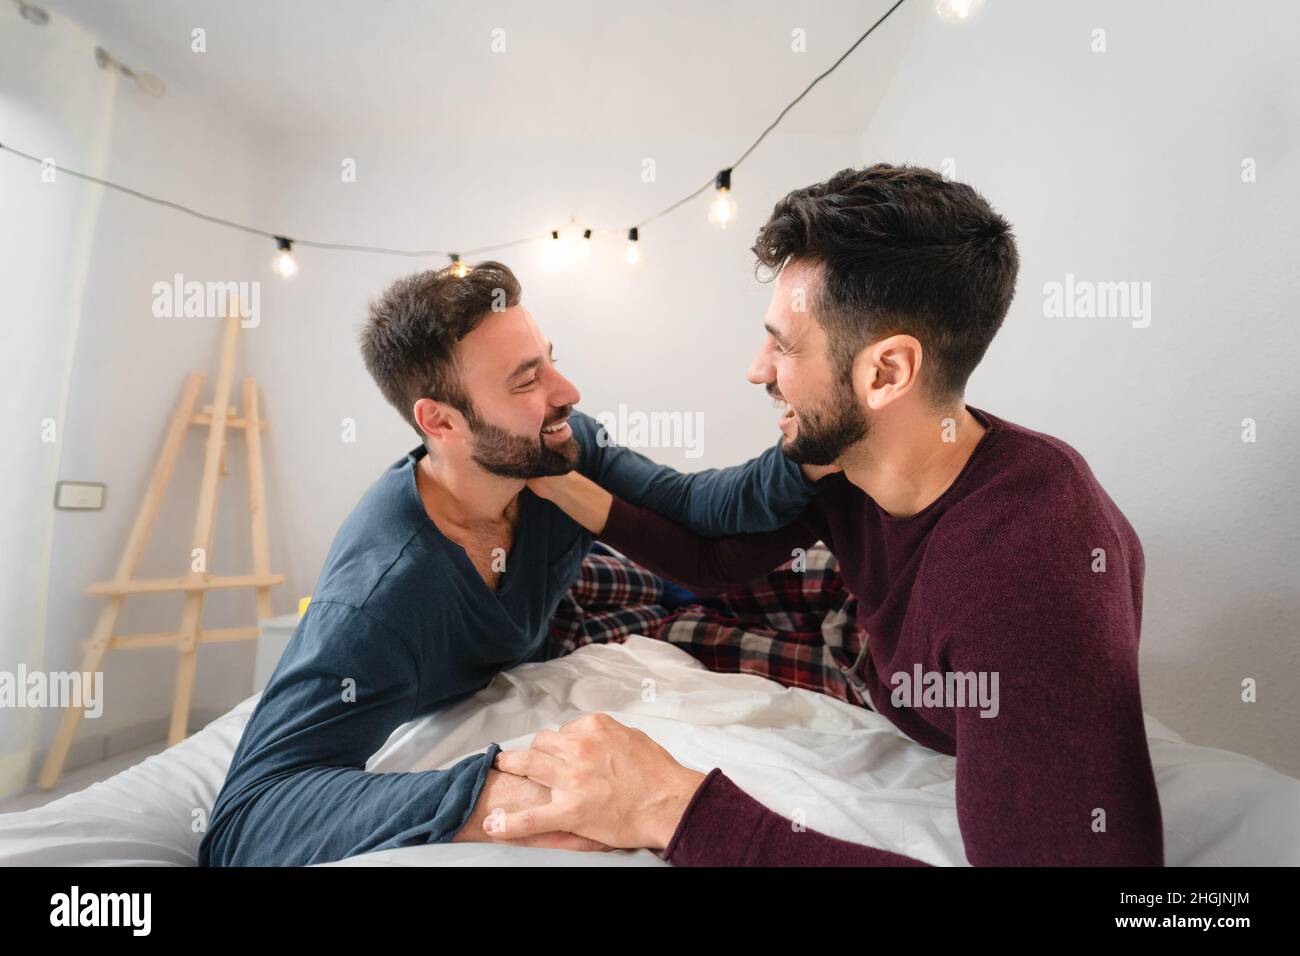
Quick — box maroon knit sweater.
[599,406,1164,866]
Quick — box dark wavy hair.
[752,164,1019,400]
[360,260,521,439]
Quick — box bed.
[1,636,1296,866]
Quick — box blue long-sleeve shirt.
[196,410,813,865]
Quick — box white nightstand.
[253,611,303,694]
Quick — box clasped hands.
[453,712,706,854]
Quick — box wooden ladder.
[38,301,283,789]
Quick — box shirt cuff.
[444,742,501,843]
[662,767,770,866]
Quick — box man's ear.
[413,397,458,446]
[852,334,922,411]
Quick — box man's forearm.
[199,747,498,866]
[599,494,821,594]
[662,769,933,867]
[569,409,815,535]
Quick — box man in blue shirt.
[197,261,814,866]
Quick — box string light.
[935,0,983,22]
[272,236,296,278]
[543,227,579,270]
[0,0,907,273]
[448,253,469,277]
[707,168,738,229]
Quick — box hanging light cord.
[0,0,908,258]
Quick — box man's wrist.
[648,767,708,849]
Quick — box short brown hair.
[360,260,522,439]
[753,164,1019,400]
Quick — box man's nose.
[747,343,775,385]
[549,367,581,410]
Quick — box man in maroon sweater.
[489,164,1164,866]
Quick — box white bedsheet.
[1,637,1296,866]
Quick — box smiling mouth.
[541,417,570,436]
[770,392,795,422]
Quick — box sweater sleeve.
[936,497,1164,866]
[569,409,816,535]
[663,769,931,866]
[197,600,499,866]
[598,494,824,595]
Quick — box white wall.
[7,8,268,785]
[856,0,1299,775]
[0,2,116,796]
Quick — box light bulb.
[625,227,640,264]
[935,0,983,22]
[273,251,297,277]
[272,237,296,278]
[708,168,738,228]
[543,229,577,270]
[579,228,592,258]
[708,190,738,228]
[449,255,469,277]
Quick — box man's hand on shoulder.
[526,472,613,534]
[800,461,843,483]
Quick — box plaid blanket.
[549,541,874,710]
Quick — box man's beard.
[774,379,869,466]
[462,402,580,479]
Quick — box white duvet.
[1,637,1296,866]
